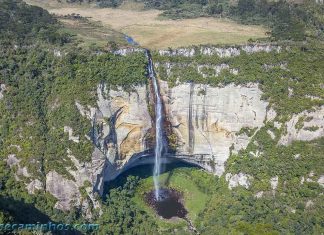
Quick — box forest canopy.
[0,0,70,44]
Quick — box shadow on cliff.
[0,195,82,235]
[103,161,199,196]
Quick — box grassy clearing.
[59,18,127,48]
[132,166,211,230]
[24,0,268,49]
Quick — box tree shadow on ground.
[0,196,83,235]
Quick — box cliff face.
[70,81,269,196]
[78,84,152,193]
[160,82,268,175]
[45,84,152,211]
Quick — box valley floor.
[24,0,267,49]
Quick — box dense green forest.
[0,0,323,234]
[0,0,70,44]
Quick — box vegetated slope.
[0,1,154,232]
[0,0,70,44]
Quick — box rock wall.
[158,44,281,57]
[160,82,268,175]
[75,84,152,193]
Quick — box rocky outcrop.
[255,191,264,198]
[6,154,31,179]
[241,44,281,54]
[0,84,6,100]
[156,62,239,81]
[263,62,288,71]
[6,154,20,167]
[226,173,252,189]
[270,176,279,190]
[318,175,324,187]
[267,130,276,140]
[46,171,81,211]
[46,155,100,212]
[27,179,43,194]
[64,126,80,143]
[278,106,324,145]
[198,64,238,77]
[159,48,196,57]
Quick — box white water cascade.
[146,50,164,200]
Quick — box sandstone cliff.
[160,82,268,176]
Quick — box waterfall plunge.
[146,50,164,201]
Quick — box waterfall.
[146,50,164,201]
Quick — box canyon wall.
[6,44,323,211]
[160,82,268,176]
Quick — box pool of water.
[125,35,138,46]
[145,188,187,219]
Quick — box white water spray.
[146,50,164,201]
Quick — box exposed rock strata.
[113,48,144,56]
[159,44,281,57]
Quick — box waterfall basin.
[145,188,187,219]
